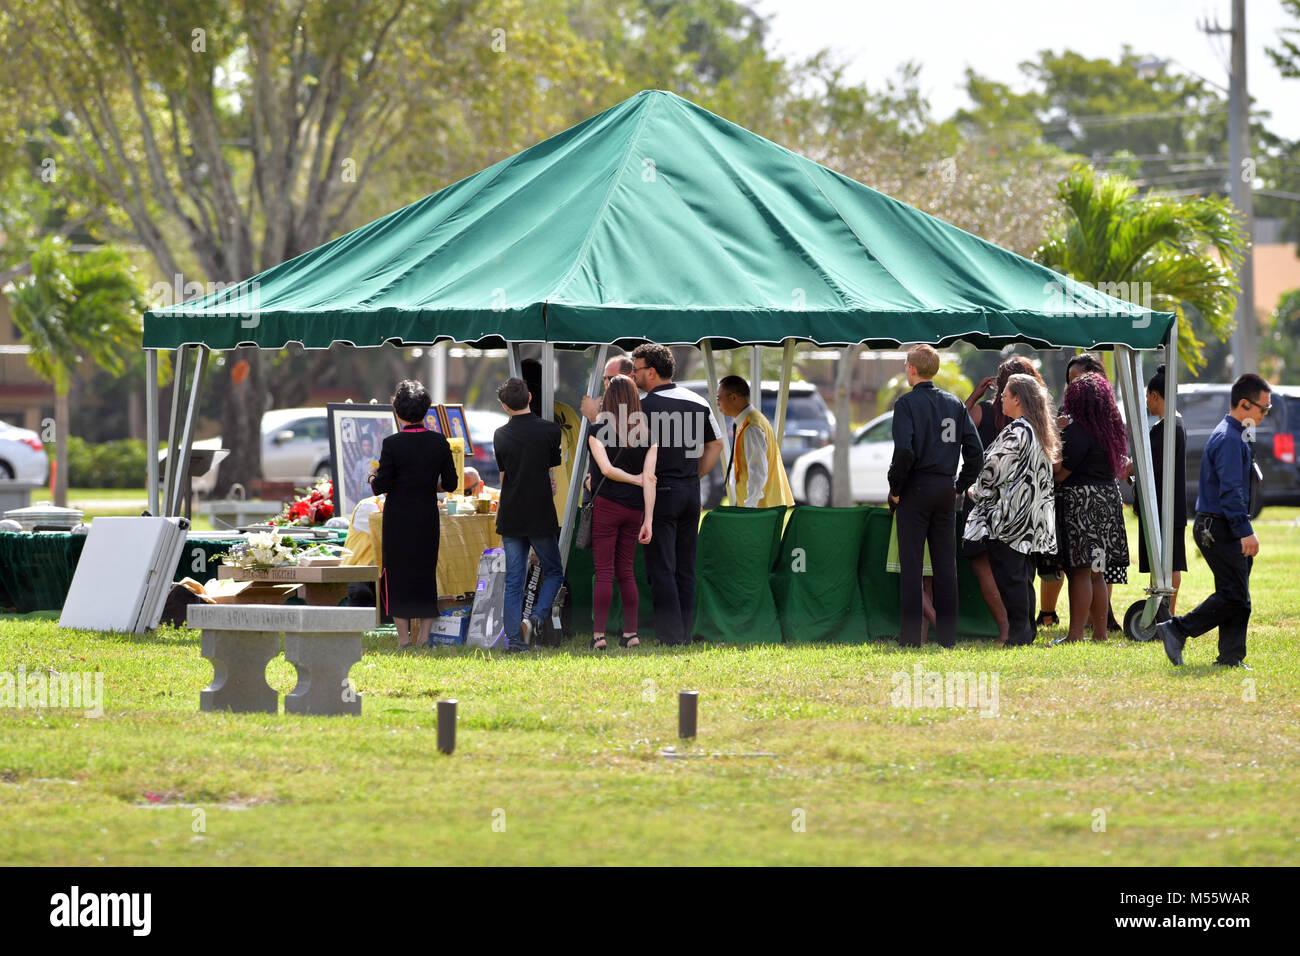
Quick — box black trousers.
[1173,513,1251,665]
[987,540,1035,646]
[896,472,958,647]
[644,480,701,645]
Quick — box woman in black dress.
[1128,364,1187,611]
[369,380,459,649]
[1052,371,1131,643]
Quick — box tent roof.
[144,90,1174,352]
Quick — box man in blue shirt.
[1157,373,1270,668]
[888,345,983,648]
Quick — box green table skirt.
[0,530,346,614]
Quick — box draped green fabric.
[0,532,347,614]
[0,532,85,613]
[857,507,998,640]
[691,506,786,643]
[772,506,870,643]
[144,90,1174,352]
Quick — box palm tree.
[4,237,146,506]
[1035,164,1247,373]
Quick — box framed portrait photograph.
[423,406,444,434]
[327,403,398,520]
[440,403,473,454]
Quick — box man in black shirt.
[494,377,564,653]
[888,345,983,647]
[632,344,723,645]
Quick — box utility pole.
[1201,0,1256,374]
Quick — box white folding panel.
[59,517,189,633]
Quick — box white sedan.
[0,422,51,482]
[789,412,894,507]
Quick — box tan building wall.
[1255,243,1300,320]
[0,295,54,430]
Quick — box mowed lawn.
[1,510,1297,866]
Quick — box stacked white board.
[59,517,189,633]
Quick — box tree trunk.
[54,387,70,508]
[831,346,861,507]
[213,347,265,497]
[128,388,143,441]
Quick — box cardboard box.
[204,580,301,605]
[428,605,471,645]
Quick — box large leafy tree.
[957,47,1300,244]
[0,0,800,492]
[5,238,147,506]
[1035,165,1246,374]
[1261,288,1300,384]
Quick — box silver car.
[0,422,51,482]
[193,407,331,495]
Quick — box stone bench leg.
[283,631,362,716]
[200,630,279,714]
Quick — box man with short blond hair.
[888,344,983,647]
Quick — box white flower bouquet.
[218,531,305,571]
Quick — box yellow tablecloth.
[367,510,500,597]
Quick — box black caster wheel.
[1124,598,1170,642]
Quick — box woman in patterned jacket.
[963,374,1060,646]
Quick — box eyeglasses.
[1245,398,1272,416]
[633,365,648,373]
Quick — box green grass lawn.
[0,510,1297,865]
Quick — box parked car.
[1176,383,1299,514]
[0,422,50,482]
[790,412,894,507]
[195,406,511,496]
[678,380,835,508]
[464,408,508,488]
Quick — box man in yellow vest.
[717,375,794,508]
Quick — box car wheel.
[806,466,832,508]
[0,462,13,480]
[314,462,332,481]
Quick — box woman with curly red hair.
[1052,371,1131,643]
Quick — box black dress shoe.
[1214,660,1252,670]
[1155,621,1184,666]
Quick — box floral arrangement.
[218,531,304,571]
[270,478,335,527]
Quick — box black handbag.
[576,446,625,549]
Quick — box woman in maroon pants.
[587,375,658,650]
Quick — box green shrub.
[58,437,150,489]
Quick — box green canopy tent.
[144,90,1181,627]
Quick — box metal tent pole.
[750,344,762,396]
[167,346,208,517]
[146,349,160,516]
[700,341,724,432]
[507,343,520,380]
[775,338,796,444]
[1161,317,1179,589]
[160,346,193,518]
[558,345,609,567]
[429,341,447,404]
[541,343,555,421]
[1117,345,1169,628]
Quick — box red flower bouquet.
[270,478,335,527]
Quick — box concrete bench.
[189,604,375,716]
